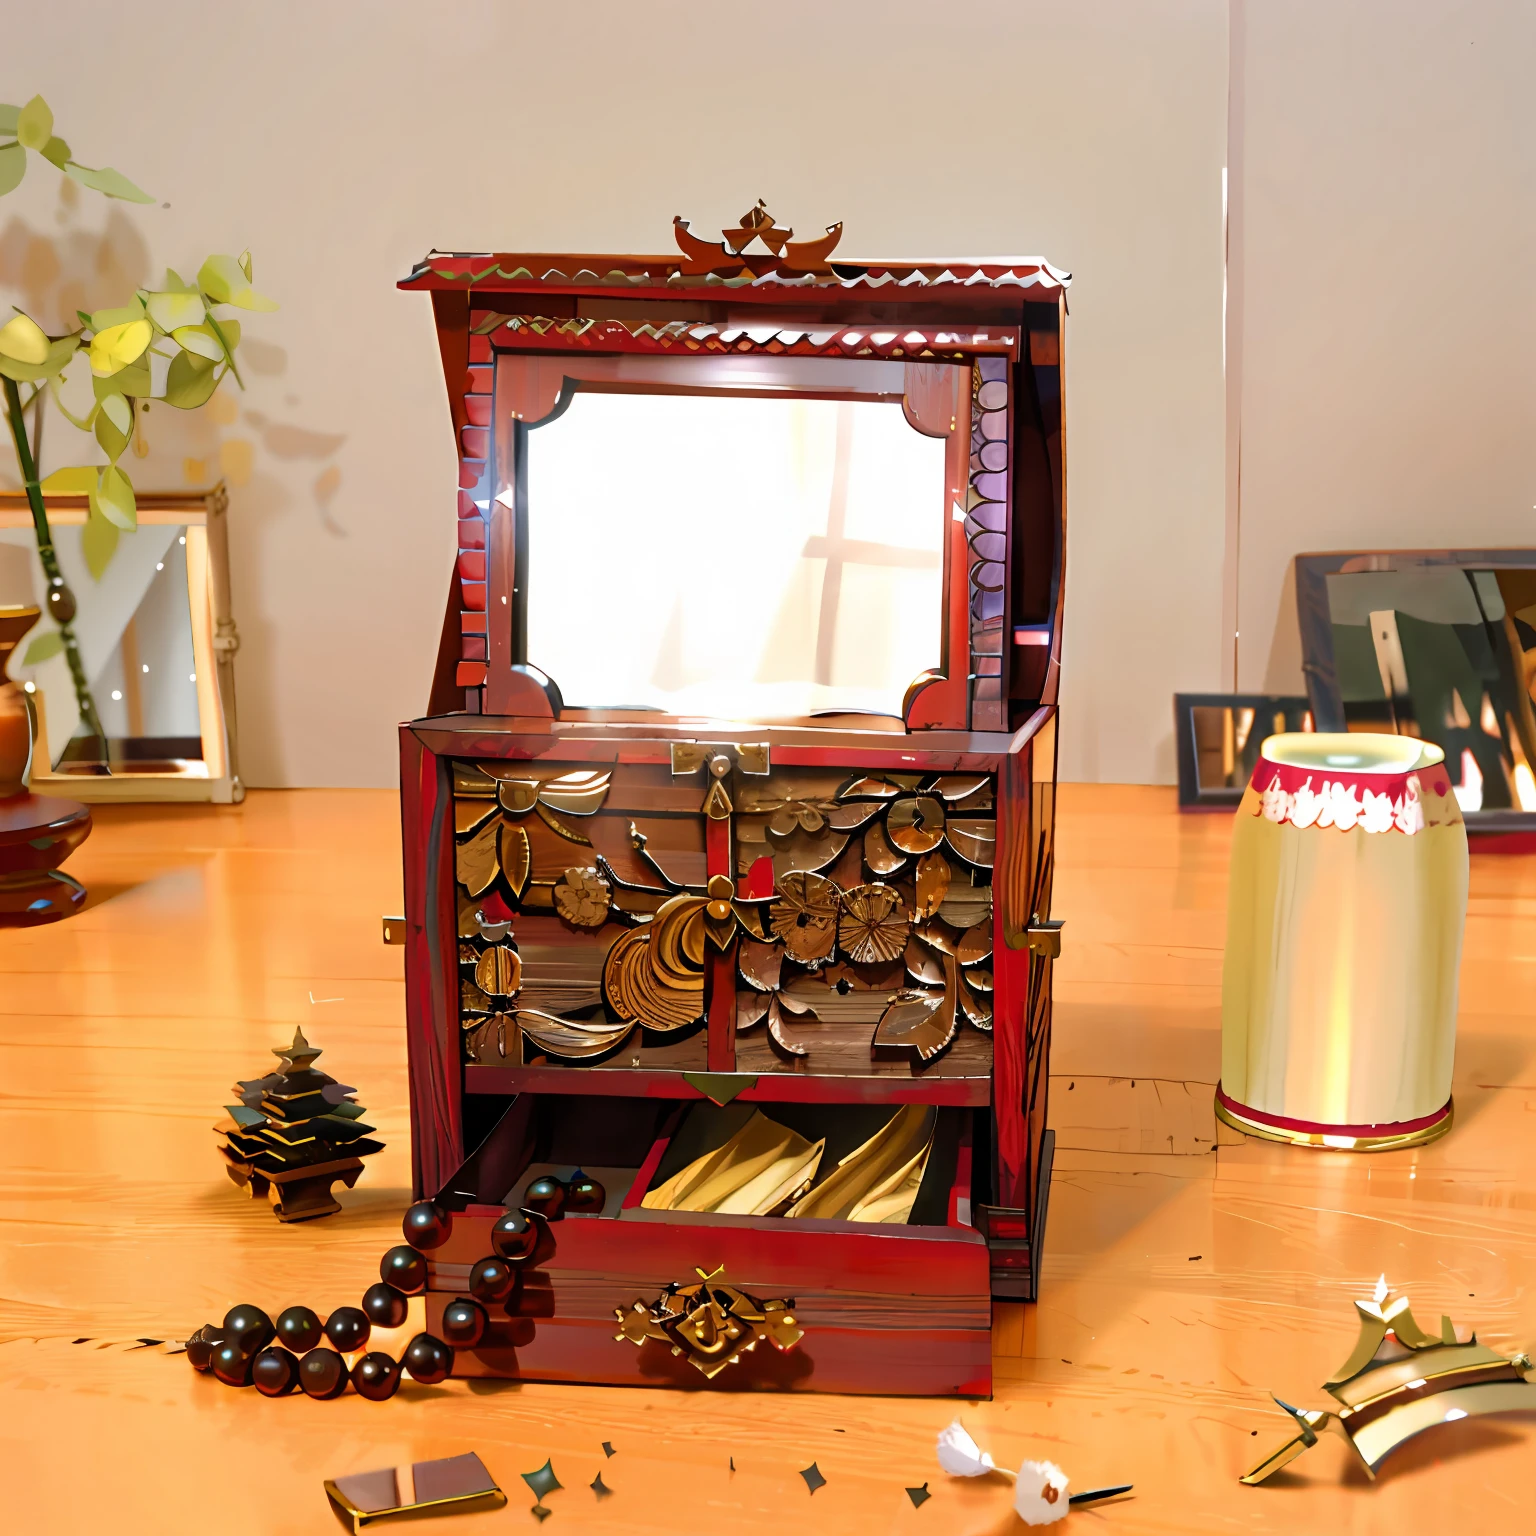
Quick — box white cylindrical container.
[1218,733,1468,1150]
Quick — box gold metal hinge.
[1026,915,1064,959]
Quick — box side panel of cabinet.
[401,726,462,1198]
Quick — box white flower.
[1260,775,1290,823]
[1360,788,1394,834]
[1395,778,1424,834]
[936,1418,996,1477]
[1326,780,1361,831]
[1290,778,1321,829]
[1014,1459,1071,1525]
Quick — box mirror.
[0,487,243,802]
[1174,693,1313,808]
[1296,554,1536,824]
[503,354,964,722]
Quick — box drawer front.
[425,1207,991,1396]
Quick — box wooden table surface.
[1,785,1531,1535]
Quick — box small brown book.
[324,1452,506,1530]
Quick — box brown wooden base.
[0,792,91,925]
[219,1148,365,1222]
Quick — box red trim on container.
[1215,1085,1451,1139]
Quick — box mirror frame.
[1294,548,1536,832]
[0,483,243,803]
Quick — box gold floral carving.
[837,884,910,965]
[769,871,839,967]
[475,944,522,999]
[914,850,951,918]
[602,900,707,1035]
[886,795,946,855]
[873,954,961,1061]
[519,1008,633,1060]
[736,937,820,1056]
[495,822,528,899]
[456,817,500,899]
[553,866,610,928]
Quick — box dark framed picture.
[1174,693,1313,809]
[1294,550,1536,830]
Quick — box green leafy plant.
[0,93,275,750]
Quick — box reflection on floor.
[0,784,1531,1534]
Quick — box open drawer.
[424,1093,992,1396]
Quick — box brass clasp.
[615,1264,803,1379]
[1026,915,1064,959]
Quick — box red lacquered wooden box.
[397,207,1068,1396]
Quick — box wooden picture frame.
[0,484,243,804]
[1174,692,1313,810]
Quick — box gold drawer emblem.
[615,1264,803,1379]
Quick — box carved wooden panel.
[450,757,997,1083]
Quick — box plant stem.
[2,373,107,751]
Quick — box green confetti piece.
[799,1463,826,1495]
[522,1460,561,1500]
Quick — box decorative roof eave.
[400,255,1069,300]
[469,312,1023,362]
[401,204,1067,302]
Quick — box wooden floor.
[1,784,1533,1534]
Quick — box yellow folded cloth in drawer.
[642,1109,825,1216]
[786,1104,935,1223]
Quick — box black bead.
[402,1332,454,1385]
[251,1347,299,1397]
[211,1339,254,1387]
[522,1175,566,1219]
[351,1351,402,1401]
[298,1348,349,1399]
[380,1245,428,1294]
[324,1306,371,1353]
[467,1256,514,1305]
[490,1209,537,1262]
[440,1298,487,1348]
[564,1172,606,1214]
[274,1305,324,1353]
[185,1329,218,1372]
[402,1201,453,1250]
[221,1303,275,1357]
[361,1282,409,1330]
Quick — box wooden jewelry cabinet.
[396,207,1069,1396]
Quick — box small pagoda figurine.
[1243,1276,1536,1484]
[214,1027,383,1222]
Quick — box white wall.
[1,1,1229,786]
[1233,1,1536,696]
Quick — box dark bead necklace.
[185,1179,598,1403]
